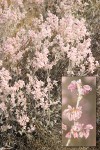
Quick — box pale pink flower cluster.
[33,80,45,100]
[14,80,25,91]
[0,66,34,132]
[63,105,82,121]
[33,51,50,69]
[0,1,26,24]
[68,80,77,92]
[82,85,92,95]
[18,114,29,129]
[66,122,93,139]
[68,80,92,95]
[26,74,56,110]
[16,91,27,110]
[0,102,7,111]
[0,67,11,93]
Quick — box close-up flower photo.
[62,77,96,146]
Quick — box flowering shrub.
[0,0,98,149]
[62,78,96,146]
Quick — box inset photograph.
[62,77,96,146]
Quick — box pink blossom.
[72,122,83,132]
[63,105,82,121]
[68,80,77,92]
[83,130,89,139]
[0,102,7,111]
[83,125,93,138]
[70,122,93,139]
[85,124,93,130]
[79,131,84,138]
[82,85,92,95]
[73,131,78,138]
[68,80,92,95]
[33,51,49,69]
[18,114,29,127]
[65,132,71,138]
[14,80,25,91]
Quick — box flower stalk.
[66,138,71,146]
